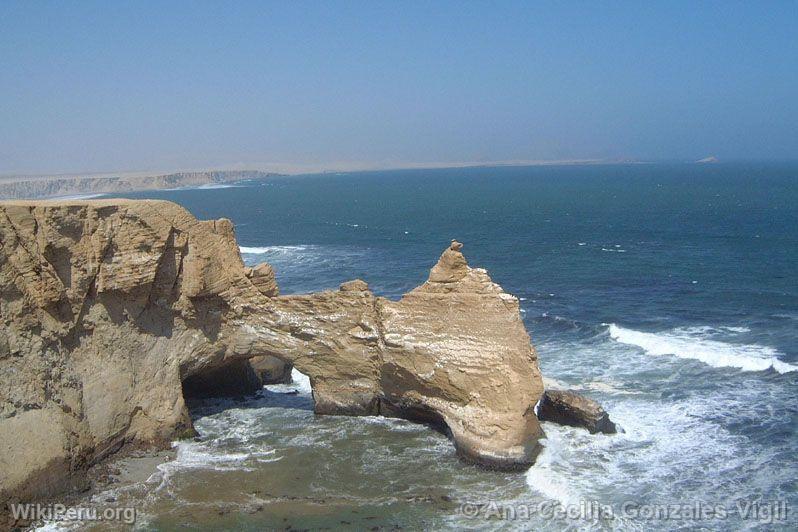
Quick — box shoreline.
[0,170,280,201]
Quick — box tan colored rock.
[244,262,279,297]
[249,355,293,384]
[428,240,469,283]
[0,199,545,512]
[377,242,543,467]
[339,279,369,292]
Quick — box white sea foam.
[239,244,311,255]
[160,182,243,192]
[355,415,428,433]
[51,193,107,200]
[239,246,269,254]
[148,410,287,493]
[678,325,750,335]
[196,183,241,189]
[542,376,641,395]
[34,523,78,532]
[527,387,779,526]
[172,445,252,469]
[525,431,583,508]
[608,324,797,373]
[290,368,313,394]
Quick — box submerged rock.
[537,390,617,434]
[0,199,544,511]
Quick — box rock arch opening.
[180,355,298,401]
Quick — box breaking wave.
[608,324,797,374]
[239,245,313,255]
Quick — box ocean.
[54,163,797,530]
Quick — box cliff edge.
[0,200,544,510]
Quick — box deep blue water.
[108,163,796,530]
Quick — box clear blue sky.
[1,1,796,174]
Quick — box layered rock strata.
[0,200,544,510]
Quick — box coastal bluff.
[0,199,544,509]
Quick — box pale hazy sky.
[1,1,796,175]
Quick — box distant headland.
[0,170,281,200]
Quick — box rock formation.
[249,355,293,385]
[537,390,617,434]
[0,199,544,511]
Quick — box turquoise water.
[82,164,798,529]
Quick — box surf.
[608,324,797,374]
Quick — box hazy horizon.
[1,1,796,175]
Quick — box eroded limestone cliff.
[0,199,544,509]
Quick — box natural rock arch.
[0,200,544,510]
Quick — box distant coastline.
[0,170,280,200]
[1,158,770,200]
[0,159,627,200]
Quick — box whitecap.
[239,244,310,255]
[608,324,797,373]
[678,325,750,335]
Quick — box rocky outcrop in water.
[537,390,617,434]
[0,199,544,511]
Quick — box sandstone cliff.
[0,200,544,510]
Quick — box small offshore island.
[0,199,612,528]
